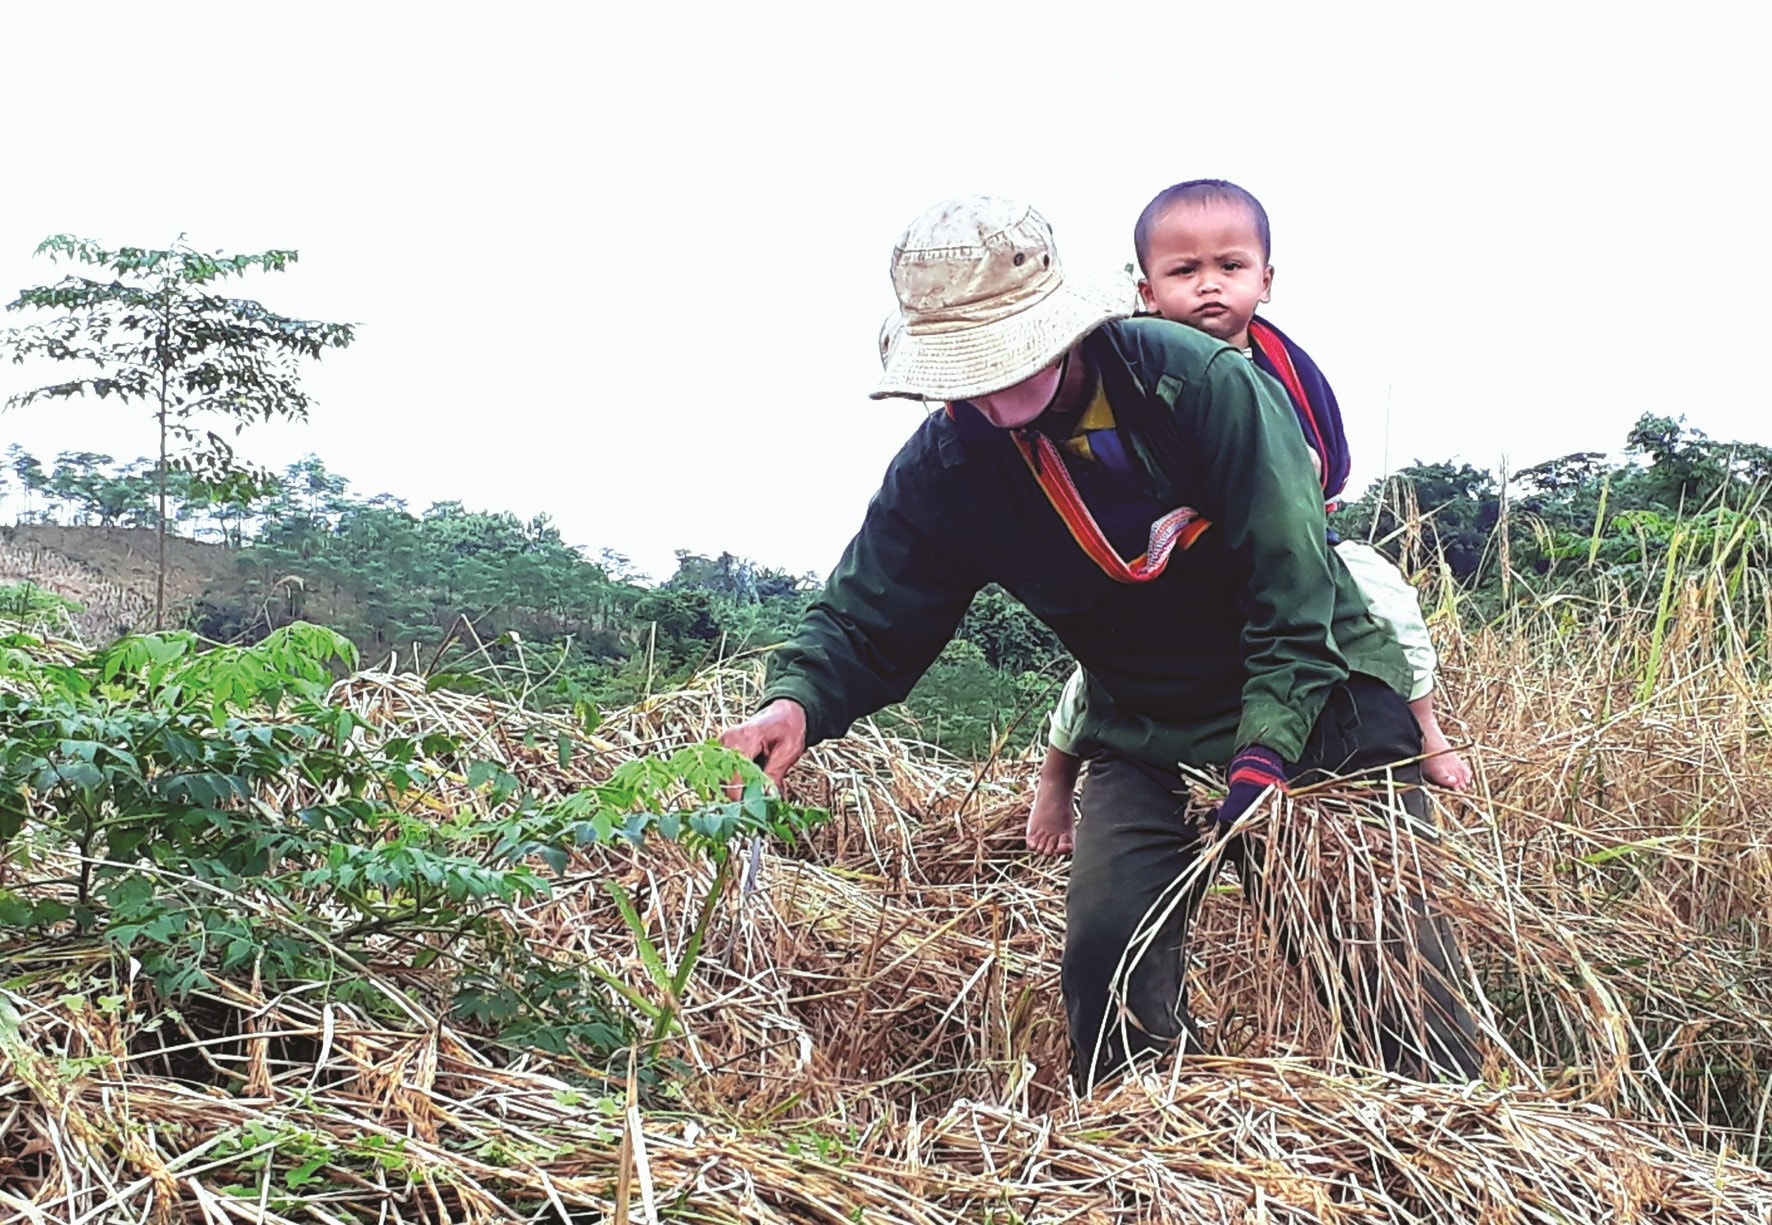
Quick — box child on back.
[1026,179,1472,856]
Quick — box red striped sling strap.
[1008,424,1211,585]
[1247,317,1332,500]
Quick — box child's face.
[1138,201,1273,349]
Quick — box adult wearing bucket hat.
[871,198,1134,404]
[722,196,1478,1088]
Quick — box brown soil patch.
[0,524,236,640]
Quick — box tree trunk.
[156,370,169,631]
[1497,458,1512,604]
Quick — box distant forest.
[4,411,1768,757]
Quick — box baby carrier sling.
[996,317,1348,583]
[1248,316,1350,503]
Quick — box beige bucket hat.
[871,196,1132,402]
[877,311,905,370]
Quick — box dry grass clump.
[4,605,1772,1221]
[5,975,1769,1224]
[1431,585,1772,1138]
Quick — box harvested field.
[0,530,156,642]
[2,595,1771,1222]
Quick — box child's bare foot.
[1026,787,1075,856]
[1411,697,1474,791]
[1421,729,1474,790]
[1423,750,1473,790]
[1027,746,1083,856]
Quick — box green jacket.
[763,318,1410,768]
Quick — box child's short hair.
[1133,179,1272,274]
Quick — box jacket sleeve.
[1179,350,1348,762]
[761,450,978,747]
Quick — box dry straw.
[2,595,1771,1221]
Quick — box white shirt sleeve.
[1333,540,1438,701]
[1047,665,1089,754]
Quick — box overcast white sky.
[2,2,1768,581]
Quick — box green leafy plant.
[0,624,827,1070]
[0,582,82,633]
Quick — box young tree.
[2,237,355,625]
[279,453,351,523]
[55,452,105,523]
[179,467,280,546]
[5,445,49,523]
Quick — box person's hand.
[1213,744,1288,830]
[718,699,808,795]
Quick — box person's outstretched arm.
[724,444,977,788]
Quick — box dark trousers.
[1062,676,1481,1089]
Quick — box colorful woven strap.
[1247,319,1324,490]
[1011,428,1210,584]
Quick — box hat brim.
[869,274,1132,403]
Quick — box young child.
[1026,179,1472,857]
